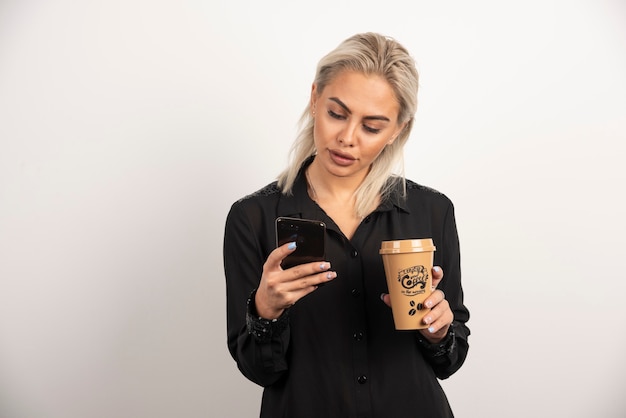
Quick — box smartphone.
[275,217,326,269]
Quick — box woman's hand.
[381,266,453,343]
[254,241,337,319]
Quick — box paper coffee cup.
[379,239,436,330]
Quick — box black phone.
[275,217,326,269]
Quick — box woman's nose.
[338,124,357,147]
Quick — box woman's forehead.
[320,71,400,119]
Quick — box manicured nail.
[326,271,336,280]
[424,316,432,324]
[380,293,386,301]
[319,263,327,270]
[288,242,296,250]
[433,266,441,273]
[425,300,433,308]
[428,326,436,333]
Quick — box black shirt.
[224,162,470,418]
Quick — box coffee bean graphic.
[408,308,417,316]
[417,303,423,310]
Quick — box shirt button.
[351,249,358,258]
[353,332,364,341]
[357,375,367,384]
[351,288,360,297]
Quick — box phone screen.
[275,217,326,269]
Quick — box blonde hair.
[277,32,419,218]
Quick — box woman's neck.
[306,159,365,205]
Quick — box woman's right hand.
[254,242,337,319]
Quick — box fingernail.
[288,242,296,250]
[380,293,386,301]
[424,316,432,324]
[428,326,436,333]
[433,266,441,273]
[326,271,336,280]
[425,300,433,308]
[319,262,328,270]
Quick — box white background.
[1,0,625,417]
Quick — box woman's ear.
[388,121,408,145]
[310,83,318,116]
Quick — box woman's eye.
[327,109,381,134]
[328,110,345,120]
[363,125,381,134]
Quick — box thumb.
[268,241,297,270]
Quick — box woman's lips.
[329,149,356,166]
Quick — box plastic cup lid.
[379,238,436,254]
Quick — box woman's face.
[310,70,406,180]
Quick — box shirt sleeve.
[223,201,291,387]
[418,198,471,379]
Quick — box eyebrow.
[329,97,391,122]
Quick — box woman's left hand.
[380,266,454,344]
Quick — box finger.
[423,321,450,339]
[276,262,336,300]
[424,297,451,322]
[281,269,337,306]
[424,288,446,309]
[266,241,298,270]
[287,260,334,279]
[424,310,453,336]
[286,268,337,291]
[422,300,453,335]
[431,266,444,289]
[379,293,392,307]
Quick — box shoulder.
[404,179,454,210]
[234,182,281,204]
[227,181,281,221]
[405,179,444,195]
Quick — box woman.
[224,32,470,417]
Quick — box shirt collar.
[378,179,411,214]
